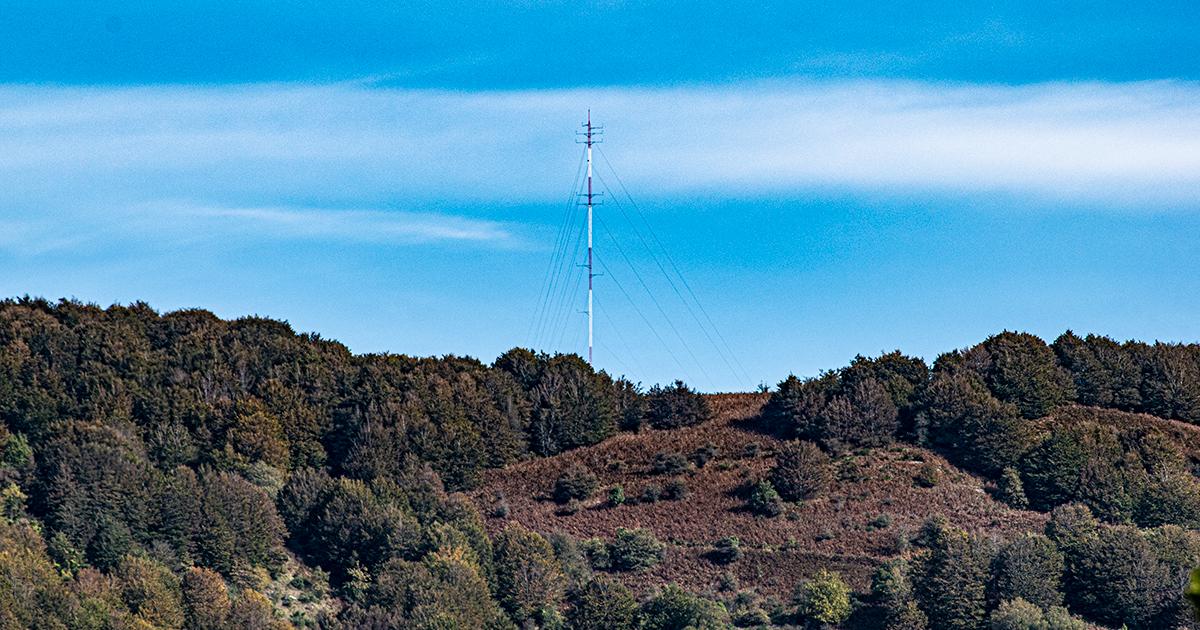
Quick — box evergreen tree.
[770,440,832,501]
[964,332,1074,419]
[871,559,928,630]
[567,576,638,630]
[644,380,711,429]
[640,584,730,630]
[1141,344,1200,423]
[1052,332,1142,411]
[1065,525,1173,629]
[747,480,783,517]
[493,524,565,626]
[920,371,1029,475]
[913,524,993,630]
[991,534,1064,611]
[609,527,665,572]
[996,467,1028,509]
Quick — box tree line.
[0,298,708,628]
[759,330,1200,628]
[4,296,1200,628]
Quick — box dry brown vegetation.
[472,393,1046,598]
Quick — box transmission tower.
[579,111,603,364]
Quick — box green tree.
[567,576,638,630]
[770,440,832,502]
[747,480,783,517]
[640,584,730,630]
[1140,344,1200,423]
[196,469,286,576]
[991,534,1064,610]
[1052,332,1141,411]
[1143,525,1200,629]
[823,377,899,450]
[1020,424,1139,521]
[547,532,592,592]
[920,371,1029,475]
[760,374,837,439]
[225,398,291,469]
[38,422,157,566]
[609,527,664,572]
[644,380,711,429]
[1065,525,1173,629]
[965,332,1074,418]
[493,524,565,625]
[302,477,420,583]
[158,466,202,563]
[0,483,26,522]
[871,559,928,630]
[0,518,78,629]
[116,554,186,629]
[275,467,332,537]
[913,524,993,630]
[607,485,626,507]
[87,514,134,572]
[1,432,32,470]
[364,549,505,630]
[1044,503,1098,558]
[988,598,1045,630]
[709,537,741,565]
[996,467,1028,509]
[1136,469,1200,528]
[519,354,619,456]
[553,465,598,504]
[840,351,930,413]
[795,569,853,626]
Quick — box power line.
[594,168,741,388]
[597,339,634,379]
[552,239,588,350]
[595,294,650,381]
[538,182,589,349]
[528,146,587,347]
[595,214,714,388]
[594,252,694,383]
[544,217,587,350]
[529,147,583,344]
[596,146,754,389]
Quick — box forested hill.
[3,297,1200,629]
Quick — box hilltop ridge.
[0,299,1199,628]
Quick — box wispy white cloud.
[597,80,1200,205]
[157,203,512,245]
[0,218,90,256]
[0,200,515,257]
[0,78,1198,257]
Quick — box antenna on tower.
[576,110,604,364]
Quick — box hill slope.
[4,301,1200,629]
[474,393,1046,598]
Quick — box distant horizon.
[13,293,1200,394]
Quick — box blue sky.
[2,2,1199,391]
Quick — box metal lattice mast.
[576,111,602,364]
[586,111,594,365]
